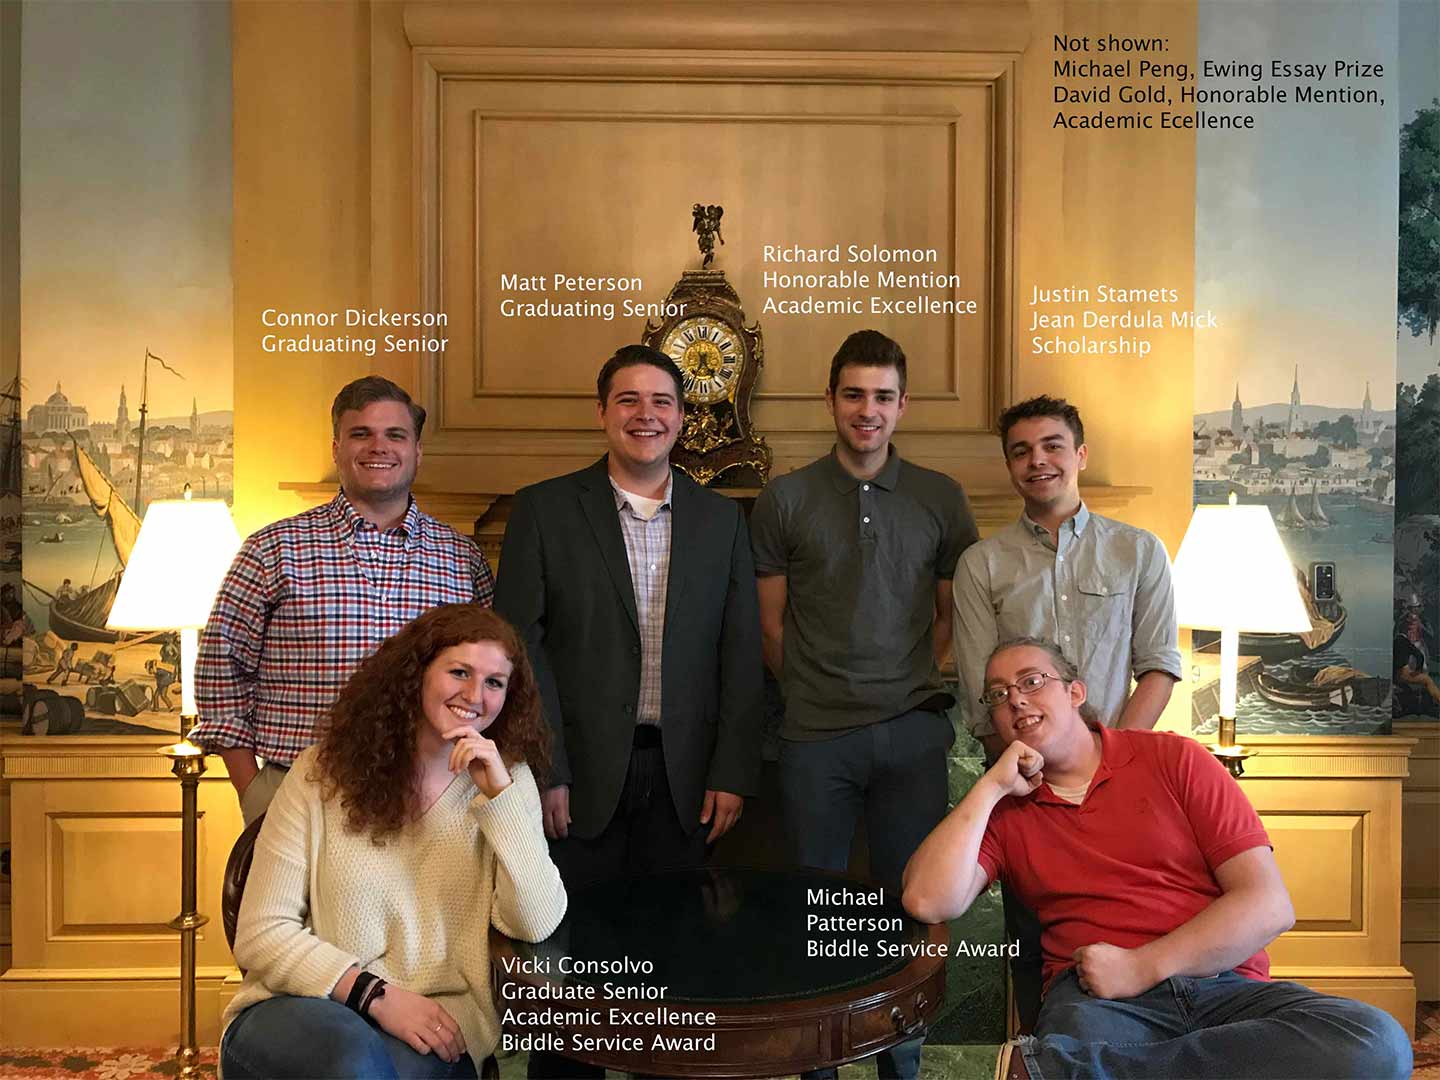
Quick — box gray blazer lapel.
[577,462,640,633]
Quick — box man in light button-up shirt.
[953,396,1180,752]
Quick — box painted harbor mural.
[1191,1,1400,735]
[1192,380,1397,734]
[17,377,233,735]
[11,0,232,736]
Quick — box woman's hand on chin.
[444,726,513,798]
[369,984,467,1063]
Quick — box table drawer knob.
[890,993,928,1036]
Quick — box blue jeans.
[222,995,479,1079]
[1020,969,1412,1079]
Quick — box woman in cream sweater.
[221,605,568,1079]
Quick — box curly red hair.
[311,604,551,841]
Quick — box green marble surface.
[862,1043,1001,1079]
[926,722,1007,1047]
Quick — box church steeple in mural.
[116,383,130,443]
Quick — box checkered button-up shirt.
[611,476,673,726]
[191,492,494,765]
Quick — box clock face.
[661,316,743,404]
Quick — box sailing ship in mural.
[1275,484,1309,530]
[1273,482,1334,532]
[34,438,139,643]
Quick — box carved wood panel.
[392,36,1017,489]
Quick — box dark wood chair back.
[222,813,266,954]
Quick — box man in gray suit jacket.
[496,345,763,896]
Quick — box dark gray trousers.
[779,706,953,891]
[779,707,954,1080]
[547,736,707,887]
[529,734,706,1080]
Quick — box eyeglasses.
[979,672,1063,709]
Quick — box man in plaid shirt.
[192,376,494,824]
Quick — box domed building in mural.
[25,382,89,434]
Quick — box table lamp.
[106,486,241,733]
[106,485,241,1079]
[1172,492,1312,777]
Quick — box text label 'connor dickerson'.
[260,308,448,357]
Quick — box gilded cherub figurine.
[692,203,725,267]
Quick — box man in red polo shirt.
[902,638,1410,1080]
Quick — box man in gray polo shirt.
[951,393,1181,1031]
[750,329,977,1079]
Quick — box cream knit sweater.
[223,747,567,1061]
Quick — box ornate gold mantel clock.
[642,204,771,487]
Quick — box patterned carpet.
[0,1048,215,1078]
[1417,1000,1440,1077]
[0,1006,1434,1080]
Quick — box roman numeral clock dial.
[641,204,771,487]
[663,318,740,404]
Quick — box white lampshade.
[107,497,241,631]
[1172,496,1312,634]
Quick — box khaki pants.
[238,762,290,826]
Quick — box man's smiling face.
[597,363,682,474]
[332,399,421,506]
[1003,416,1087,518]
[984,643,1087,752]
[826,363,907,459]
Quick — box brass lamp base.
[159,734,208,1080]
[1206,741,1256,778]
[1206,714,1255,778]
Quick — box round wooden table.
[491,866,947,1078]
